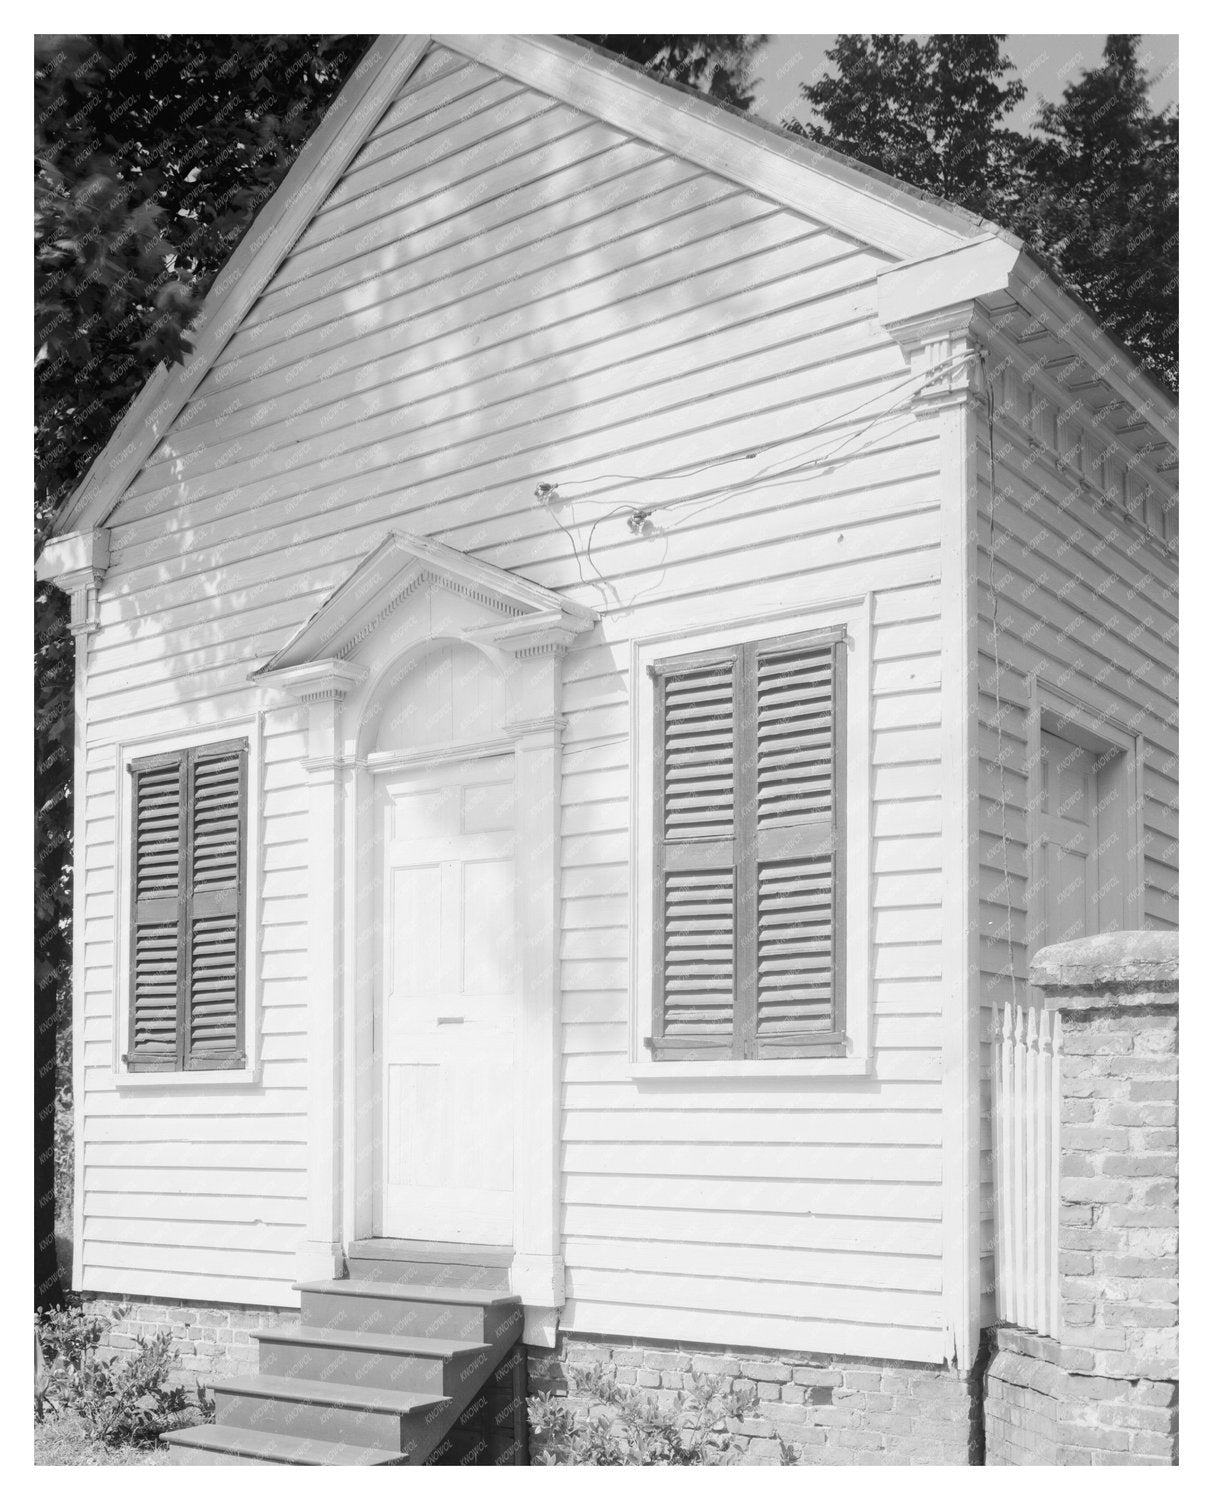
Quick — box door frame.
[371,749,520,1245]
[253,533,594,1342]
[1026,675,1146,958]
[346,657,569,1338]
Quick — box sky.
[752,34,1179,133]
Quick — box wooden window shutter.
[650,629,845,1061]
[750,634,845,1056]
[651,651,740,1059]
[127,740,248,1072]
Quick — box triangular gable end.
[49,32,996,545]
[251,530,595,688]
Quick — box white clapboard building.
[38,34,1178,1466]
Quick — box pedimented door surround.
[252,531,595,1342]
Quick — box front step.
[346,1238,513,1292]
[166,1424,404,1466]
[296,1278,522,1343]
[164,1256,523,1465]
[212,1372,445,1451]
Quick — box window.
[125,739,248,1072]
[648,626,846,1060]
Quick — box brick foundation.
[986,1327,1177,1465]
[527,1332,981,1465]
[80,1294,296,1382]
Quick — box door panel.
[379,757,517,1244]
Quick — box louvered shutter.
[650,629,845,1060]
[751,636,845,1055]
[185,745,246,1067]
[651,651,740,1058]
[127,740,247,1071]
[128,755,187,1064]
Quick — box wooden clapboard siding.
[80,39,955,1344]
[972,398,1178,1329]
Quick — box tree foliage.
[1019,35,1177,390]
[579,35,767,111]
[794,34,1028,220]
[794,33,1177,390]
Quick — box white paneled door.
[379,756,517,1244]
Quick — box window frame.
[630,600,873,1080]
[648,626,847,1062]
[112,721,262,1086]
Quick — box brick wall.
[985,932,1178,1465]
[528,1334,981,1465]
[81,1294,296,1383]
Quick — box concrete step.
[212,1371,446,1451]
[346,1239,512,1293]
[253,1323,492,1395]
[295,1278,523,1344]
[163,1422,404,1466]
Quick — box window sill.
[112,1064,263,1090]
[628,1057,871,1082]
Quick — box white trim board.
[434,34,979,260]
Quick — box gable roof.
[47,32,1175,543]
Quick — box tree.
[793,33,1176,392]
[579,35,767,111]
[1021,36,1177,390]
[793,34,1028,221]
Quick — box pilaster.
[879,276,991,1373]
[256,659,367,1283]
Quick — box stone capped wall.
[984,932,1178,1465]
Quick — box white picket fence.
[993,1000,1062,1338]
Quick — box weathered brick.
[1064,1325,1127,1351]
[1134,1381,1178,1408]
[1128,1079,1178,1100]
[1134,1180,1178,1207]
[739,1360,792,1382]
[1100,1154,1176,1178]
[760,1401,807,1426]
[1062,1177,1132,1203]
[794,1366,840,1387]
[1105,1102,1175,1127]
[643,1351,691,1373]
[1063,1029,1131,1055]
[1100,1304,1177,1329]
[1063,1125,1131,1152]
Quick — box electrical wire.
[545,346,977,511]
[535,345,978,613]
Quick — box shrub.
[528,1363,760,1465]
[35,1299,209,1448]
